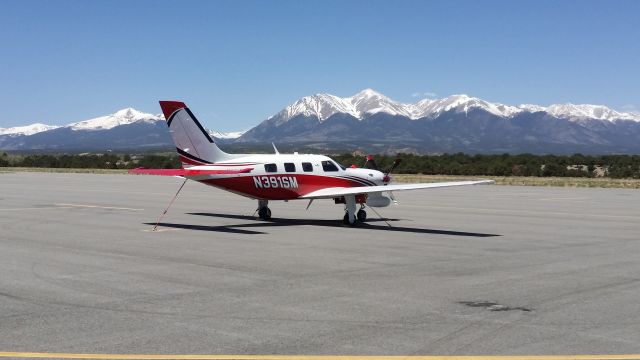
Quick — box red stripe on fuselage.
[198,174,367,200]
[179,154,209,166]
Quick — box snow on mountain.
[0,123,61,136]
[347,88,417,118]
[416,94,522,118]
[272,89,428,122]
[272,90,527,122]
[68,108,164,131]
[519,104,547,113]
[270,89,640,124]
[273,93,359,123]
[209,130,246,139]
[546,104,640,122]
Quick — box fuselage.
[182,153,386,200]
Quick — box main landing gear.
[342,195,367,226]
[257,199,271,220]
[357,207,367,222]
[342,208,367,225]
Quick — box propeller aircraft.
[130,101,494,225]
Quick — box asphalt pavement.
[0,172,639,355]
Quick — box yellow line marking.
[55,203,143,211]
[1,353,640,360]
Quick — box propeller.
[383,158,401,203]
[363,155,402,184]
[363,155,378,170]
[384,158,402,176]
[363,154,401,205]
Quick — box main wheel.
[343,212,357,226]
[357,209,367,222]
[258,207,272,220]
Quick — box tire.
[357,209,367,222]
[343,212,357,226]
[343,212,350,225]
[258,207,272,220]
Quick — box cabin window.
[302,162,313,172]
[321,160,339,172]
[284,163,296,172]
[264,163,277,173]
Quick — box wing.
[300,180,494,199]
[128,167,253,176]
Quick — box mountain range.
[0,108,243,151]
[2,90,640,154]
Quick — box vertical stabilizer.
[159,101,230,166]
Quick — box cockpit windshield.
[334,161,346,171]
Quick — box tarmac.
[0,172,639,356]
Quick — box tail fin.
[159,101,230,166]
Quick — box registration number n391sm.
[253,176,299,189]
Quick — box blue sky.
[1,0,638,131]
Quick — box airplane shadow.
[143,212,500,238]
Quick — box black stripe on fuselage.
[176,147,212,165]
[338,175,376,187]
[167,108,214,144]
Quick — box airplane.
[130,101,494,226]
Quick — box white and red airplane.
[130,101,493,225]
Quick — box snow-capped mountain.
[0,123,61,136]
[2,92,640,154]
[68,108,164,131]
[273,89,428,122]
[545,104,640,122]
[209,130,246,139]
[0,107,172,151]
[348,89,419,118]
[240,89,640,154]
[0,107,246,151]
[269,89,640,125]
[417,94,522,118]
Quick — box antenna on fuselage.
[272,142,280,155]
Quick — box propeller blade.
[385,158,402,175]
[364,154,379,170]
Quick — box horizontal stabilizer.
[128,167,253,176]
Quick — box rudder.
[159,101,230,166]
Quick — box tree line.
[0,153,180,170]
[333,153,640,178]
[1,152,639,178]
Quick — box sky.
[0,0,638,131]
